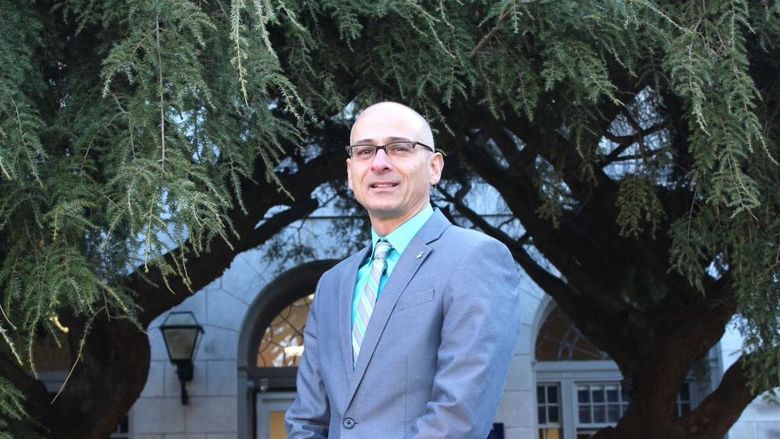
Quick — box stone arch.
[236,260,337,439]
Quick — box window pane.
[269,410,286,439]
[576,381,635,427]
[548,386,559,404]
[538,385,562,439]
[675,383,694,418]
[538,383,561,427]
[579,405,592,423]
[593,404,606,423]
[257,294,313,367]
[679,383,690,400]
[549,405,559,423]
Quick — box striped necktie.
[352,240,392,364]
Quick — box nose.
[370,148,392,172]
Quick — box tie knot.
[373,240,392,261]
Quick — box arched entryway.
[237,260,336,439]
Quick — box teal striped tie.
[352,240,392,364]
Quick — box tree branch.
[601,122,666,166]
[678,355,757,439]
[469,9,513,58]
[0,350,51,420]
[436,186,633,356]
[246,198,320,250]
[132,145,345,324]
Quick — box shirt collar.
[371,204,434,256]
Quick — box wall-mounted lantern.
[159,311,204,405]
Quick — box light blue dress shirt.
[352,204,434,325]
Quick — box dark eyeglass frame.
[344,141,434,159]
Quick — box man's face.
[346,106,443,231]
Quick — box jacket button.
[343,417,356,429]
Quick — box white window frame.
[534,361,699,439]
[574,382,629,428]
[537,382,564,439]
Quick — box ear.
[346,158,353,190]
[428,153,444,185]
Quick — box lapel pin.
[416,251,424,259]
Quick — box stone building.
[40,192,780,439]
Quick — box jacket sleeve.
[285,279,330,439]
[406,238,522,439]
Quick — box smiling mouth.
[370,183,398,189]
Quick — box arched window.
[256,294,313,368]
[535,305,609,361]
[242,260,336,390]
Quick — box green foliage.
[0,3,45,183]
[0,376,26,439]
[1,0,779,432]
[664,1,771,213]
[0,0,313,425]
[532,156,571,229]
[616,176,665,238]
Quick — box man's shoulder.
[440,222,501,246]
[433,222,513,261]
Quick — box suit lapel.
[339,246,370,376]
[345,210,451,407]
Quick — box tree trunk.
[42,319,150,439]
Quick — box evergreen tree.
[0,1,778,438]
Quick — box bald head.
[346,101,444,235]
[350,102,435,150]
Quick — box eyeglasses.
[345,141,434,161]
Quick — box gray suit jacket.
[285,210,522,438]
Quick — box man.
[285,102,521,438]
